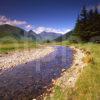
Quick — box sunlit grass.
[0,41,37,53]
[71,43,100,100]
[46,41,100,100]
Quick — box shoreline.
[0,46,55,73]
[43,46,87,99]
[54,46,87,87]
[0,45,88,100]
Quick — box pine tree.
[74,15,80,33]
[80,6,88,22]
[74,5,100,42]
[92,6,100,35]
[88,9,94,18]
[74,6,89,41]
[94,6,98,15]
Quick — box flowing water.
[0,46,73,100]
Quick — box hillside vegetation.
[74,6,100,42]
[54,31,73,42]
[55,6,100,43]
[0,24,26,40]
[0,24,38,53]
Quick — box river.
[0,46,73,100]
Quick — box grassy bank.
[0,41,37,53]
[70,43,100,100]
[47,41,100,100]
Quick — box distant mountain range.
[0,24,62,42]
[27,30,41,41]
[54,31,73,42]
[39,31,62,41]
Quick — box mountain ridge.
[0,24,62,42]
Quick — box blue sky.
[0,0,100,34]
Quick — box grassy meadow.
[0,40,37,53]
[46,41,100,100]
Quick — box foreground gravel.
[0,46,54,72]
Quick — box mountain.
[39,31,62,41]
[0,24,62,42]
[0,24,26,39]
[54,31,73,42]
[27,30,41,41]
[0,24,37,42]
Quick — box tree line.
[74,6,100,42]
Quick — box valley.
[0,1,100,99]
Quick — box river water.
[0,46,73,100]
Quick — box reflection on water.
[0,46,73,100]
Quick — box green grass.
[46,41,100,100]
[0,41,37,53]
[70,43,100,100]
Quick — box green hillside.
[54,31,73,42]
[0,24,37,53]
[0,24,26,40]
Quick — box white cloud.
[25,24,34,31]
[0,16,27,26]
[0,15,71,34]
[0,15,33,31]
[33,26,71,34]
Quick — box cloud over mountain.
[0,16,27,26]
[33,26,71,34]
[0,15,71,34]
[0,15,34,31]
[25,24,34,30]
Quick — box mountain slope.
[0,24,39,42]
[39,31,62,41]
[0,24,62,42]
[0,24,26,40]
[54,31,73,42]
[27,30,41,41]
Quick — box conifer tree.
[74,5,100,42]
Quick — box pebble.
[51,47,87,89]
[0,47,54,73]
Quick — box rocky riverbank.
[0,45,89,100]
[0,46,54,73]
[0,46,74,100]
[53,47,87,87]
[43,46,88,99]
